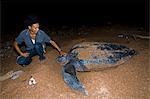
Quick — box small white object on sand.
[29,76,37,85]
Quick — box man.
[14,15,66,66]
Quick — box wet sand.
[0,25,149,99]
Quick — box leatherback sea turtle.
[57,42,136,95]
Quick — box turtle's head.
[57,53,78,65]
[57,55,69,65]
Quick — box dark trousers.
[16,43,44,66]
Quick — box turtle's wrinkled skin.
[57,42,136,95]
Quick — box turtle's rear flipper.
[62,62,88,95]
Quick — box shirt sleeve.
[42,31,51,43]
[15,30,25,44]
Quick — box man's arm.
[50,40,62,52]
[13,41,29,57]
[50,40,66,55]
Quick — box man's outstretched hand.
[59,50,67,56]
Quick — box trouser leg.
[34,42,45,60]
[16,43,45,66]
[16,48,37,66]
[16,56,32,66]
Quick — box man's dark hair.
[24,14,40,27]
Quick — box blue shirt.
[16,29,51,50]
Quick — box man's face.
[29,23,39,34]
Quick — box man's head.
[24,15,40,33]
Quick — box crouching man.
[14,15,66,66]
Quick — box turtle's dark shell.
[58,42,136,71]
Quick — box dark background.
[1,0,149,34]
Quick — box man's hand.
[21,52,29,57]
[49,40,67,56]
[59,50,67,56]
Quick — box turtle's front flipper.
[62,62,88,95]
